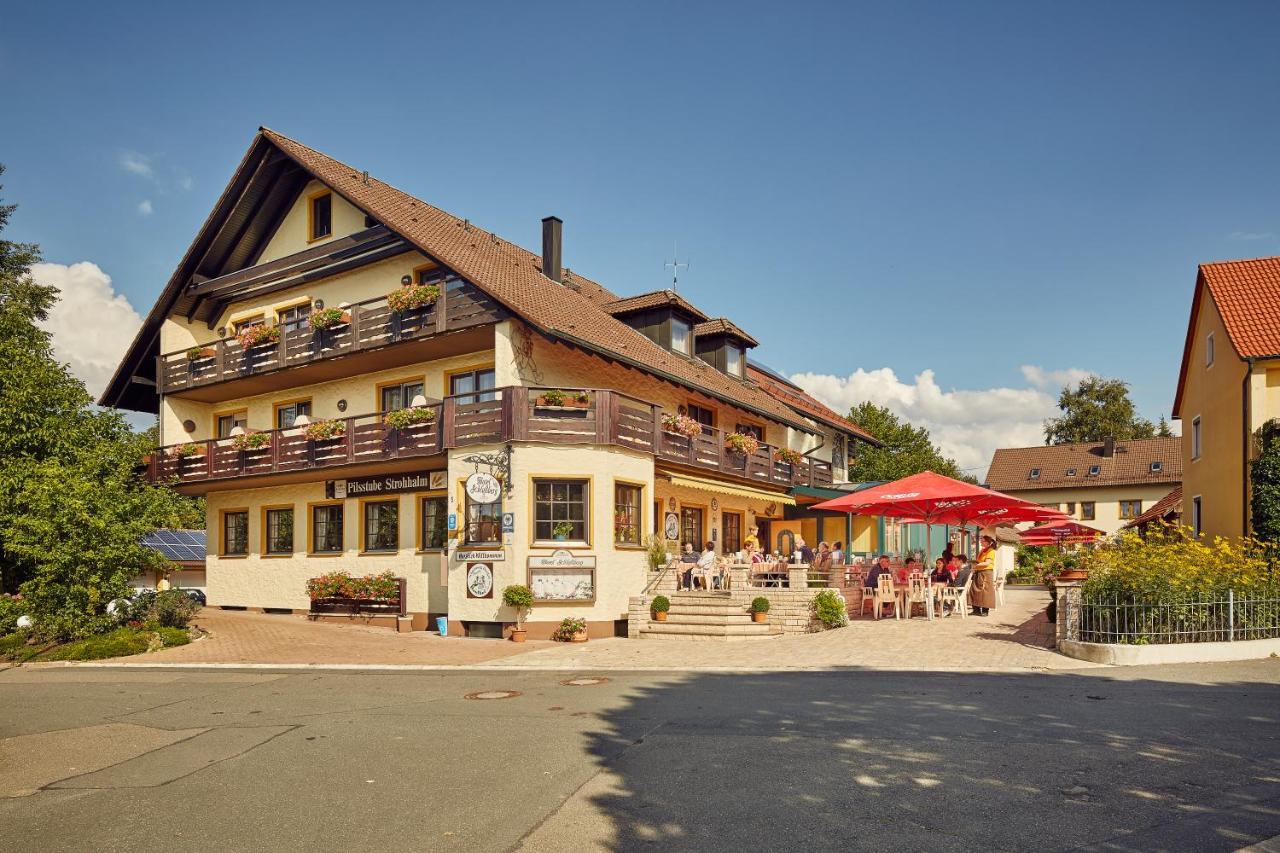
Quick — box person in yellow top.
[743,525,761,558]
[970,534,998,616]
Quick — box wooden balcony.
[158,280,505,399]
[148,387,834,492]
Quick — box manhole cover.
[560,677,610,687]
[465,690,522,700]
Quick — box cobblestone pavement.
[96,608,548,666]
[482,588,1093,672]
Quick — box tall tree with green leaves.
[1250,429,1280,547]
[845,402,975,483]
[0,167,201,634]
[1043,376,1157,445]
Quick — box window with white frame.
[1206,332,1215,367]
[1192,416,1202,459]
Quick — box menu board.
[530,567,595,602]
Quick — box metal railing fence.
[1066,591,1280,645]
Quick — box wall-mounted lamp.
[337,399,348,412]
[313,299,325,310]
[400,274,413,286]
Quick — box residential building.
[985,437,1181,536]
[1172,257,1280,539]
[1120,486,1182,536]
[101,128,875,638]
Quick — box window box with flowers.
[384,407,437,430]
[534,389,590,410]
[725,432,760,457]
[231,431,272,452]
[775,448,804,467]
[236,324,281,350]
[386,282,441,313]
[308,307,351,331]
[185,345,216,361]
[306,570,403,616]
[170,442,204,460]
[661,413,703,439]
[303,419,346,442]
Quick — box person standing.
[970,535,998,616]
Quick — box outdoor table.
[892,579,936,621]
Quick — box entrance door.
[680,506,704,550]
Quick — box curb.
[28,660,1095,674]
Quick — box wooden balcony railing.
[147,387,835,489]
[158,280,504,394]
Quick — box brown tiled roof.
[1174,257,1280,417]
[1121,486,1182,530]
[986,437,1182,492]
[694,318,759,348]
[746,364,878,444]
[258,129,817,432]
[604,290,709,321]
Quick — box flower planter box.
[309,596,402,617]
[186,347,216,361]
[535,396,590,410]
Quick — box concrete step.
[660,613,759,626]
[666,605,750,617]
[640,621,782,638]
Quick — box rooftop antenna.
[664,242,690,290]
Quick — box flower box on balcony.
[170,443,204,460]
[231,431,271,452]
[309,308,351,331]
[661,413,703,439]
[387,283,441,313]
[236,324,281,350]
[534,389,590,410]
[384,407,437,430]
[725,432,760,457]
[774,448,804,466]
[185,345,216,361]
[303,419,346,441]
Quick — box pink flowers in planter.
[231,431,271,451]
[386,283,441,313]
[306,570,399,600]
[302,419,346,441]
[661,413,703,439]
[725,432,760,457]
[775,447,804,466]
[236,324,281,349]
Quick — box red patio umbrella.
[811,471,1069,562]
[1019,520,1104,546]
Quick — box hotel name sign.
[327,470,446,499]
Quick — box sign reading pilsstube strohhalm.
[327,471,443,499]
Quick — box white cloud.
[137,199,153,216]
[119,151,154,179]
[177,174,193,191]
[790,365,1091,480]
[31,262,143,399]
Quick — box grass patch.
[0,632,44,663]
[154,626,190,648]
[39,628,152,661]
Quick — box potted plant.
[303,418,346,441]
[231,431,271,452]
[750,596,771,623]
[775,447,804,467]
[554,616,588,643]
[502,584,534,642]
[661,412,703,439]
[552,521,575,541]
[651,595,671,622]
[384,406,437,429]
[171,442,203,459]
[236,324,281,350]
[386,282,441,313]
[309,307,351,331]
[535,389,590,409]
[185,345,215,361]
[725,431,761,457]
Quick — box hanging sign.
[465,472,502,504]
[466,563,494,598]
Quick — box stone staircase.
[639,592,784,640]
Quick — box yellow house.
[101,128,875,639]
[1172,257,1280,539]
[986,437,1181,537]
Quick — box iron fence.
[1066,591,1280,645]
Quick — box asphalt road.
[1,661,1278,852]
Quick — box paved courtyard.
[63,587,1078,672]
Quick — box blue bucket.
[436,616,448,637]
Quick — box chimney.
[1102,437,1116,458]
[541,216,562,284]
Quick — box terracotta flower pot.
[653,611,668,622]
[570,631,589,643]
[752,611,768,623]
[1057,569,1089,581]
[510,628,527,643]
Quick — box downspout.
[1244,357,1256,538]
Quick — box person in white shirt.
[696,542,718,590]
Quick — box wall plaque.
[457,549,505,562]
[466,563,494,598]
[527,550,597,569]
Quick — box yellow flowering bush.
[1081,526,1278,602]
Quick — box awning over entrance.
[662,473,797,506]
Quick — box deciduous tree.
[1043,376,1156,445]
[845,402,974,483]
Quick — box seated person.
[678,543,699,591]
[894,560,913,584]
[831,542,844,565]
[796,537,815,565]
[930,557,953,585]
[950,562,973,588]
[865,555,892,589]
[696,541,718,590]
[814,542,833,571]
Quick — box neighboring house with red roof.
[100,128,875,639]
[1172,256,1280,539]
[1120,486,1182,535]
[986,437,1181,536]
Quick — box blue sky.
[4,1,1279,472]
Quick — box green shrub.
[750,596,770,614]
[502,584,533,629]
[155,626,190,647]
[0,632,39,662]
[553,617,587,641]
[651,595,670,614]
[153,590,199,628]
[646,535,673,572]
[1081,527,1280,602]
[40,628,152,661]
[0,595,27,635]
[812,589,848,628]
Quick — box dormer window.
[308,190,332,242]
[1088,465,1101,476]
[670,316,692,355]
[1065,468,1077,477]
[1029,468,1041,479]
[1150,461,1163,473]
[726,344,744,377]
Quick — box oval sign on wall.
[465,472,502,503]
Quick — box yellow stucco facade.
[1175,283,1280,539]
[1000,484,1176,537]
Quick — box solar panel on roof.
[141,530,207,562]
